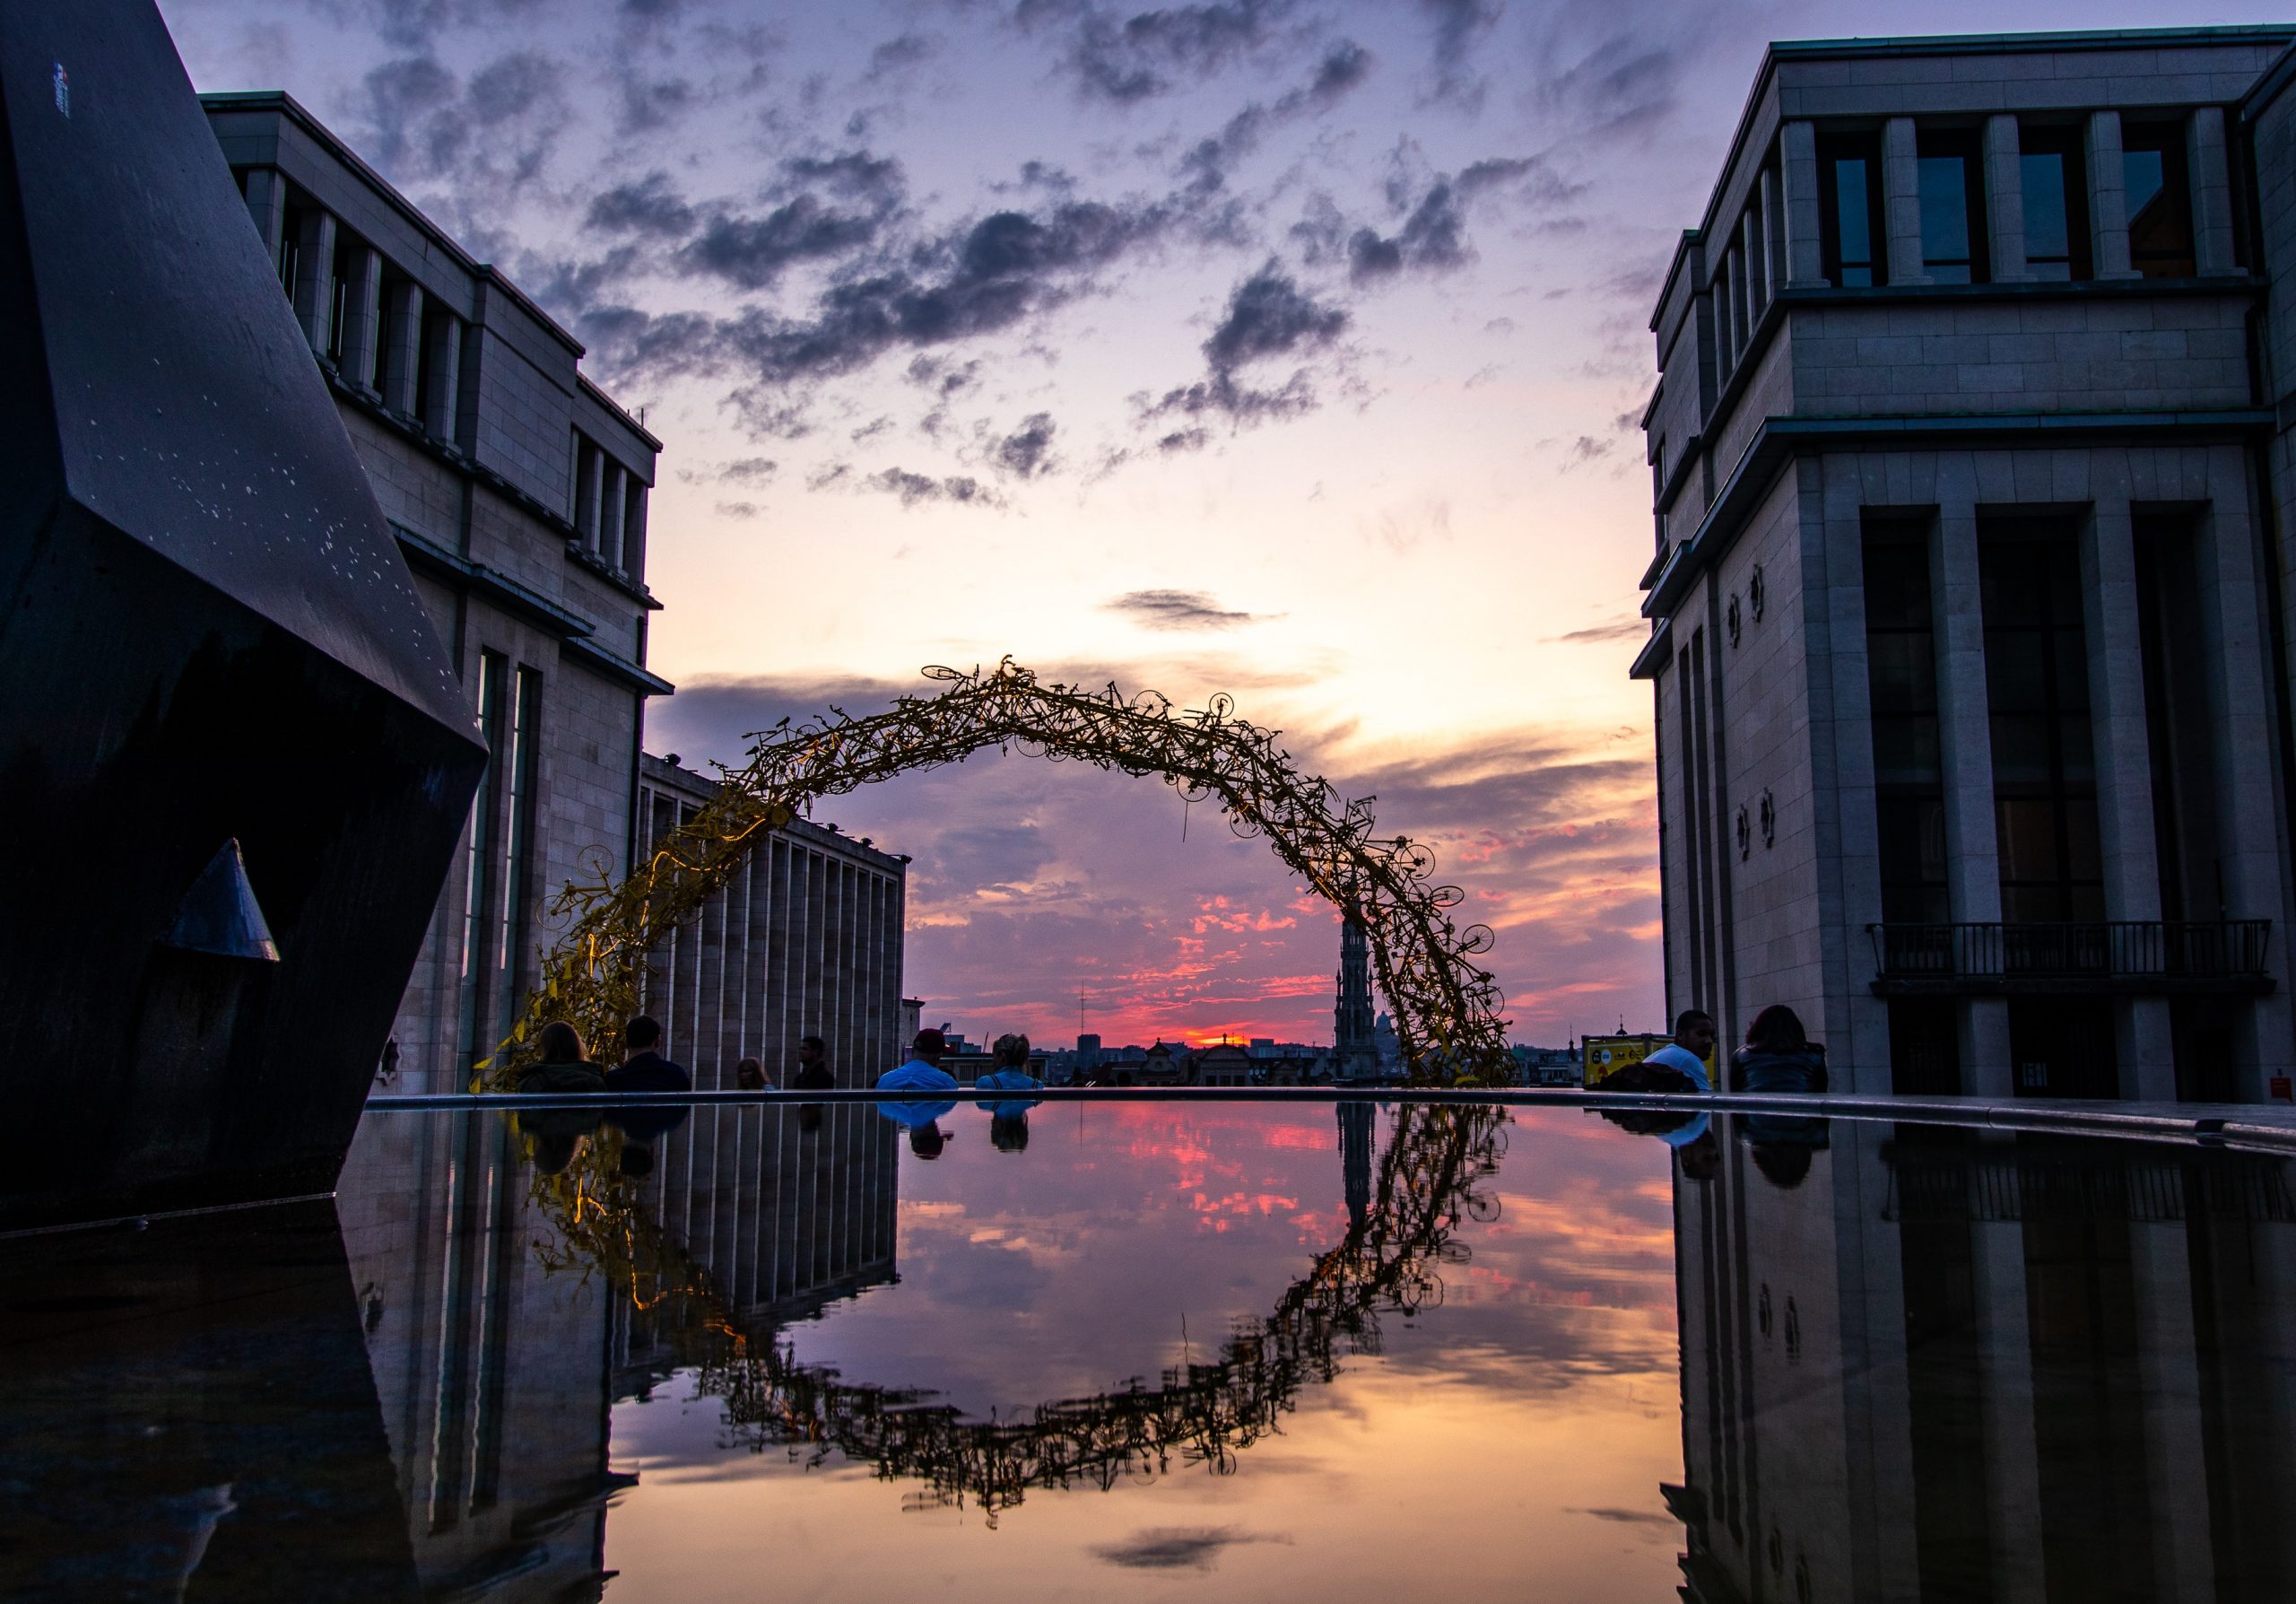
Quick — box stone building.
[201,92,672,1094]
[1634,28,2296,1101]
[1668,1126,2296,1601]
[638,756,909,1088]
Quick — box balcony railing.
[1867,920,2274,996]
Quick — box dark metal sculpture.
[0,3,484,1227]
[501,658,1510,1086]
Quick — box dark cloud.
[720,457,779,485]
[1203,263,1346,369]
[1419,0,1501,104]
[1548,616,1648,645]
[1307,39,1370,100]
[994,414,1058,478]
[715,500,761,519]
[1570,1506,1682,1526]
[1346,154,1579,283]
[681,195,886,291]
[1031,0,1295,105]
[1543,33,1681,138]
[1105,589,1266,630]
[616,72,696,134]
[864,467,1003,508]
[586,171,698,238]
[1093,1527,1281,1572]
[865,32,937,81]
[1156,426,1210,453]
[349,48,569,214]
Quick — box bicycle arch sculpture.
[491,657,1510,1085]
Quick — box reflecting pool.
[4,1098,2293,1600]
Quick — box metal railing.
[1867,920,2274,992]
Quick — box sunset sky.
[163,0,2287,1050]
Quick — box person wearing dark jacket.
[790,1034,835,1090]
[517,1020,606,1095]
[1729,1004,1829,1094]
[605,1016,692,1093]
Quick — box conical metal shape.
[162,839,280,963]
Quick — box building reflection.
[1668,1120,2296,1602]
[332,1102,897,1600]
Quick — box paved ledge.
[365,1089,2296,1155]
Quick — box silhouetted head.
[532,1131,582,1175]
[797,1034,826,1068]
[990,1112,1030,1152]
[911,1028,948,1063]
[1751,1142,1813,1190]
[909,1120,947,1159]
[1679,1131,1721,1182]
[1744,1004,1808,1055]
[1674,1009,1718,1059]
[625,1016,664,1054]
[735,1057,766,1090]
[619,1142,657,1181]
[535,1020,586,1064]
[993,1032,1031,1069]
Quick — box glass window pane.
[2125,149,2167,222]
[2021,152,2070,260]
[1835,159,1872,266]
[1919,154,1971,281]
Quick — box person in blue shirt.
[878,1028,960,1145]
[1640,1010,1716,1091]
[1729,1005,1830,1094]
[972,1032,1045,1094]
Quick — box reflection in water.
[7,1101,2294,1600]
[1669,1118,2296,1603]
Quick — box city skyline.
[159,0,2290,1050]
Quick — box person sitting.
[790,1034,834,1090]
[1730,1004,1829,1094]
[735,1056,770,1091]
[877,1028,959,1093]
[1641,1009,1717,1091]
[972,1032,1044,1093]
[517,1020,606,1095]
[604,1016,691,1094]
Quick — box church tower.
[1335,917,1378,1081]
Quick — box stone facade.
[1636,28,2296,1102]
[638,756,909,1089]
[202,93,673,1094]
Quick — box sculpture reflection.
[1667,1118,2296,1602]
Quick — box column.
[291,205,337,356]
[575,440,603,554]
[1742,207,1768,325]
[422,309,461,441]
[2081,490,2174,1097]
[1983,115,2030,283]
[2087,111,2140,280]
[337,246,383,393]
[382,280,423,415]
[240,167,287,269]
[1932,469,2013,1086]
[1761,166,1785,302]
[1780,120,1829,288]
[601,460,627,571]
[622,483,649,582]
[1970,1184,2046,1604]
[2130,1222,2219,1603]
[2193,446,2296,1093]
[2187,107,2239,276]
[1883,117,1929,286]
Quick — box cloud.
[1548,615,1648,645]
[1103,589,1268,630]
[586,171,699,238]
[863,466,1004,508]
[1092,1526,1284,1572]
[1033,0,1295,105]
[1142,264,1347,431]
[864,32,937,82]
[1419,0,1501,105]
[993,414,1058,479]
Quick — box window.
[2124,122,2195,277]
[326,235,353,362]
[1819,133,1886,286]
[1980,526,2103,924]
[493,667,541,1044]
[2018,123,2092,282]
[1864,524,1949,925]
[1917,129,1987,283]
[458,652,507,1070]
[276,200,303,295]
